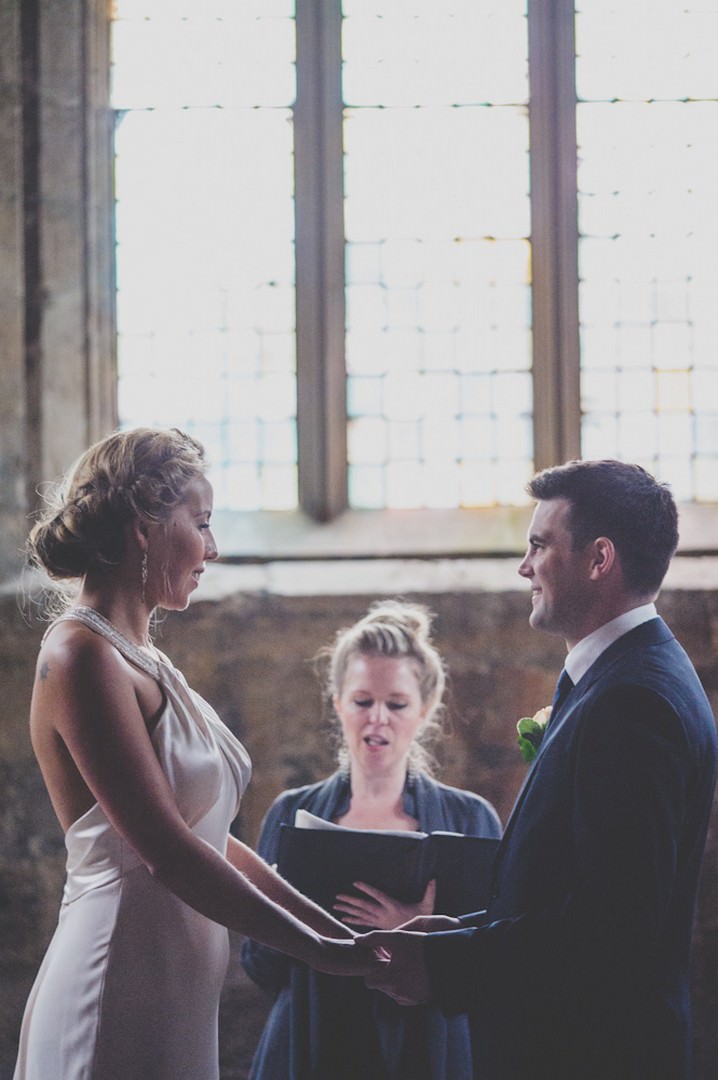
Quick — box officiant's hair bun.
[327,599,445,707]
[27,427,206,580]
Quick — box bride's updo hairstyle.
[317,599,448,777]
[27,427,207,582]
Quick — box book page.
[294,807,427,839]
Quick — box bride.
[14,426,383,1080]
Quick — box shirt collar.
[564,602,657,686]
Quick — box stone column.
[0,0,116,584]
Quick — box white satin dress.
[14,607,252,1080]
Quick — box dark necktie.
[549,668,573,723]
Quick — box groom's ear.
[588,536,616,580]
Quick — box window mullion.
[528,0,581,468]
[295,0,347,521]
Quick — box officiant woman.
[242,600,502,1080]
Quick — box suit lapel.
[493,618,672,873]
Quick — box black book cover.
[276,819,499,918]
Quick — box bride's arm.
[31,631,371,976]
[226,836,354,939]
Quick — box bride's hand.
[333,878,436,930]
[310,935,391,978]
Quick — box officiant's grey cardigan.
[241,770,501,1080]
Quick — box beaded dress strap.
[49,606,161,679]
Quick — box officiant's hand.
[334,877,436,930]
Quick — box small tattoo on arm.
[39,661,50,681]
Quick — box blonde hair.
[27,427,207,584]
[317,599,448,777]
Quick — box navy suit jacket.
[424,618,718,1080]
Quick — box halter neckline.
[61,605,161,678]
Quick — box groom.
[364,460,718,1080]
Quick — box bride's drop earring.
[141,550,148,602]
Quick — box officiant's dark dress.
[241,770,501,1080]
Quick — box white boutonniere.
[516,705,552,764]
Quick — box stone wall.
[1,574,717,1079]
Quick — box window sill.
[211,502,718,564]
[197,552,718,601]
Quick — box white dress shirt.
[564,603,658,687]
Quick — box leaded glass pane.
[112,2,297,511]
[343,1,532,509]
[576,2,718,501]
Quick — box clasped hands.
[332,878,461,1006]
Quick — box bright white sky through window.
[576,0,718,502]
[112,0,298,513]
[341,1,532,510]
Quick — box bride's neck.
[77,580,153,648]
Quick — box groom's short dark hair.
[527,459,679,596]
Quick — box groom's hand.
[358,930,431,1005]
[397,913,461,933]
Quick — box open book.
[276,809,499,920]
